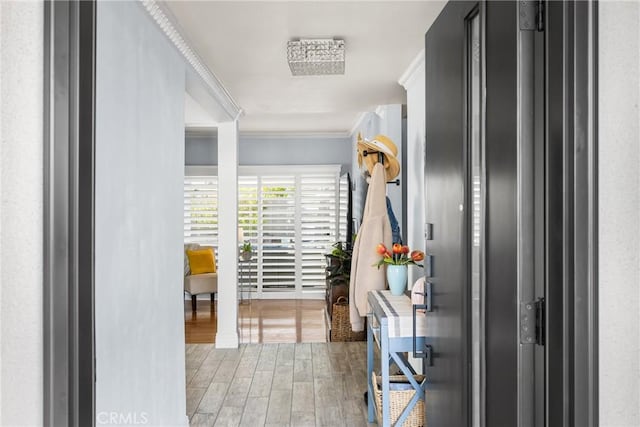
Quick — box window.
[259,175,297,294]
[184,165,346,298]
[300,174,338,293]
[184,174,218,247]
[338,174,349,243]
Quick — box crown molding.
[398,49,425,90]
[141,0,242,121]
[375,105,387,119]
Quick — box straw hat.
[356,133,400,181]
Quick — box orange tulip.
[401,245,410,254]
[392,243,403,254]
[411,250,425,262]
[376,243,388,255]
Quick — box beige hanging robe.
[349,163,392,332]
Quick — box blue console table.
[367,290,427,427]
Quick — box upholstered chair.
[184,243,218,311]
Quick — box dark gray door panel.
[425,2,523,426]
[424,2,477,426]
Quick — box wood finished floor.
[185,299,327,345]
[186,342,374,427]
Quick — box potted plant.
[325,242,352,309]
[325,241,359,341]
[240,241,253,261]
[375,243,424,296]
[325,241,352,286]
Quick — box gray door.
[424,2,599,426]
[424,2,543,426]
[424,2,481,426]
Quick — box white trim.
[185,127,217,138]
[375,105,387,119]
[140,0,242,120]
[248,291,325,300]
[398,49,426,90]
[240,165,341,175]
[185,165,218,176]
[215,331,239,349]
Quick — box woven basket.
[371,372,426,427]
[331,296,366,342]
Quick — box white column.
[215,120,239,348]
[399,54,426,376]
[399,52,426,290]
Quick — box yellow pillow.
[187,248,216,275]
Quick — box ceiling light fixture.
[287,38,345,76]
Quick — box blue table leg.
[367,315,375,423]
[389,351,426,426]
[381,321,390,427]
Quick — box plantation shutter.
[184,175,218,247]
[238,176,258,290]
[300,174,339,292]
[338,174,349,243]
[260,176,297,293]
[186,166,341,298]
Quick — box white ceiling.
[166,1,446,133]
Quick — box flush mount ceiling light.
[287,38,345,76]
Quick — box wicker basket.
[371,372,426,427]
[331,296,366,342]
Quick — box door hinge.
[520,297,545,345]
[520,0,544,32]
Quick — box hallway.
[185,342,372,426]
[1,1,636,426]
[185,299,327,344]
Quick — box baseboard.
[215,331,239,348]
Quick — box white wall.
[375,104,404,235]
[400,52,426,289]
[185,133,352,173]
[351,113,378,228]
[598,2,640,426]
[185,133,218,165]
[241,135,352,173]
[0,2,44,425]
[96,2,187,425]
[351,105,404,235]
